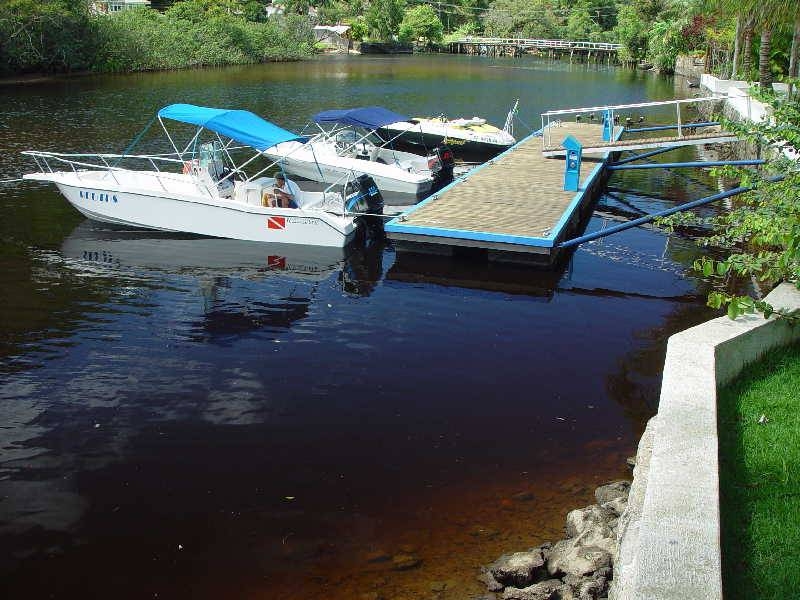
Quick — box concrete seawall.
[610,283,800,599]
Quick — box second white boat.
[263,106,455,198]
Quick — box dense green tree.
[0,0,95,74]
[398,4,443,44]
[448,0,490,32]
[565,0,602,41]
[483,0,563,38]
[613,2,650,62]
[365,0,405,39]
[647,18,687,71]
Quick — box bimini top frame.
[307,105,432,158]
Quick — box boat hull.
[378,128,514,161]
[264,142,436,198]
[26,173,357,247]
[267,155,433,197]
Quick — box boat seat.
[394,159,414,172]
[236,177,273,206]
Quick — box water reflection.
[0,56,722,600]
[387,250,563,299]
[60,220,349,278]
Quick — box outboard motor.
[427,144,455,183]
[344,174,384,216]
[345,175,385,241]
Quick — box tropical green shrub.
[647,18,687,72]
[660,90,800,319]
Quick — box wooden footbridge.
[449,37,621,59]
[384,96,738,265]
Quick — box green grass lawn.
[719,342,800,599]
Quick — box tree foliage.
[659,90,800,319]
[398,5,444,44]
[0,0,314,75]
[365,0,405,40]
[0,0,96,74]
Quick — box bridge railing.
[453,37,622,51]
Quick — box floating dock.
[384,122,621,266]
[385,96,737,266]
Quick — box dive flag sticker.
[268,256,286,269]
[267,216,286,230]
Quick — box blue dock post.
[602,109,613,142]
[562,135,583,192]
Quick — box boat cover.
[313,106,410,129]
[158,104,301,151]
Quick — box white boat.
[376,100,518,161]
[263,106,455,198]
[23,104,385,248]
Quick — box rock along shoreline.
[475,478,632,600]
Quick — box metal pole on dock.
[558,175,784,249]
[607,159,766,171]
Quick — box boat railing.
[23,150,219,199]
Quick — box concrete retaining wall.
[611,283,800,600]
[674,55,705,80]
[700,74,770,123]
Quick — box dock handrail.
[541,95,730,117]
[539,95,738,152]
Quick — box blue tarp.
[158,104,300,151]
[313,106,409,129]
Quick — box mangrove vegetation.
[0,0,315,76]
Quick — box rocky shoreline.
[474,479,632,600]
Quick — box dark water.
[1,55,716,599]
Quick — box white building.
[313,25,351,51]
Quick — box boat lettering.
[82,250,115,264]
[286,217,317,225]
[79,190,118,203]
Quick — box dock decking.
[384,123,615,264]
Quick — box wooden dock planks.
[392,126,604,242]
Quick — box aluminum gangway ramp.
[541,96,738,156]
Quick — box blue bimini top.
[158,104,301,151]
[312,106,410,130]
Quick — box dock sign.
[562,135,583,192]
